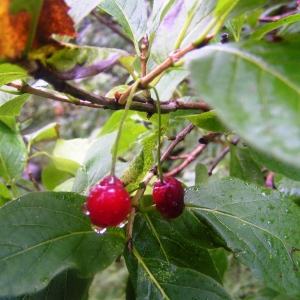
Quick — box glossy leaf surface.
[132,257,232,300]
[185,178,300,297]
[186,35,300,168]
[0,191,127,297]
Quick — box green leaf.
[227,0,269,19]
[208,248,228,282]
[125,209,223,285]
[41,163,69,190]
[151,69,189,100]
[99,112,147,151]
[229,144,265,185]
[185,178,300,297]
[105,84,129,98]
[121,131,161,192]
[250,14,300,41]
[98,0,147,54]
[26,122,60,144]
[147,0,178,43]
[181,110,227,132]
[0,191,127,297]
[0,116,17,131]
[0,94,30,116]
[0,63,29,86]
[50,138,90,175]
[29,44,128,80]
[54,178,76,192]
[249,147,300,182]
[15,268,92,300]
[66,0,104,25]
[243,287,298,300]
[186,35,300,168]
[274,174,300,202]
[149,1,186,67]
[72,132,117,194]
[181,1,217,47]
[195,163,209,185]
[0,121,27,183]
[130,256,232,300]
[0,181,12,206]
[214,0,240,18]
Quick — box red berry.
[152,177,185,218]
[100,175,123,187]
[86,183,131,228]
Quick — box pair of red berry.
[85,175,185,228]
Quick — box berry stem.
[153,87,164,184]
[110,79,141,176]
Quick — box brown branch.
[7,82,104,108]
[207,137,240,175]
[265,171,275,189]
[259,10,298,22]
[164,143,207,177]
[25,163,41,191]
[141,35,151,100]
[118,34,214,104]
[7,81,210,114]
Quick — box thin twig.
[141,35,151,99]
[7,82,210,114]
[118,34,214,104]
[207,137,240,175]
[7,82,104,108]
[265,171,275,189]
[164,143,207,177]
[25,164,41,191]
[259,10,298,22]
[16,182,35,192]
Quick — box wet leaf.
[274,174,300,203]
[128,256,232,300]
[0,191,127,297]
[185,178,300,298]
[186,35,300,168]
[14,268,92,299]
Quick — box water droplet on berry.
[92,224,106,234]
[118,222,126,228]
[81,202,90,216]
